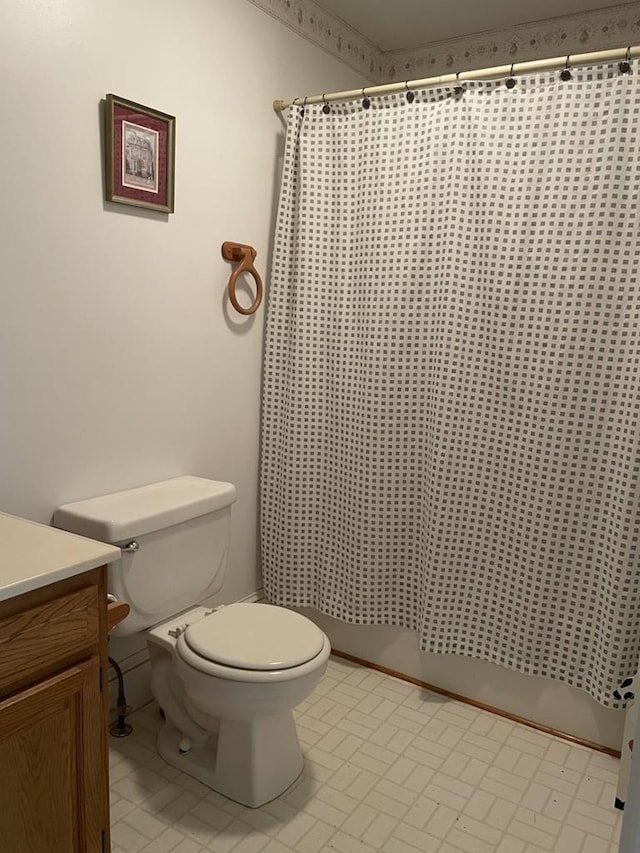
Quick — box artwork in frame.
[105,94,175,213]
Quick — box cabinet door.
[0,657,107,853]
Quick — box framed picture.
[105,94,175,213]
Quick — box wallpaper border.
[245,0,380,81]
[246,0,640,83]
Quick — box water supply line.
[108,655,133,738]
[106,592,133,737]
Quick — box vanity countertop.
[0,511,120,601]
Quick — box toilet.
[54,476,330,807]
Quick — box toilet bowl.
[147,603,330,807]
[53,476,331,808]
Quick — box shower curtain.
[261,62,640,709]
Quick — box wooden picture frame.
[105,94,175,213]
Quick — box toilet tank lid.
[53,476,237,543]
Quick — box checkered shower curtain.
[261,63,640,708]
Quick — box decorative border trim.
[246,0,379,79]
[247,0,640,83]
[378,2,640,81]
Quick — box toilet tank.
[54,477,237,636]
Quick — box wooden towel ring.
[221,241,263,315]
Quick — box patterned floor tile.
[110,657,622,852]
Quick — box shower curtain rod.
[273,44,639,112]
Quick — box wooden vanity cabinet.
[0,567,110,853]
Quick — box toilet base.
[156,711,304,808]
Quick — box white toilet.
[54,476,330,808]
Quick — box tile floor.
[109,657,622,853]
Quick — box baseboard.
[331,648,622,759]
[242,588,265,603]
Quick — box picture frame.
[105,94,175,213]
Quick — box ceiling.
[313,0,634,52]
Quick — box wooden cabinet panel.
[0,568,110,853]
[0,658,105,853]
[0,583,99,697]
[81,654,110,852]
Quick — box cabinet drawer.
[0,584,99,696]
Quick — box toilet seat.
[179,603,326,673]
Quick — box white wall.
[0,0,364,703]
[0,0,361,591]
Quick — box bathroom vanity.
[0,512,120,853]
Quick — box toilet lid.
[182,603,326,670]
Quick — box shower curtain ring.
[300,95,308,117]
[619,46,632,74]
[405,81,415,103]
[362,87,371,109]
[454,72,464,96]
[560,55,572,81]
[322,94,331,114]
[506,63,516,89]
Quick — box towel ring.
[221,241,263,315]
